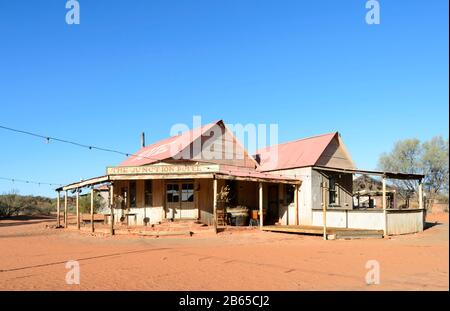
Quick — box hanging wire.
[0,176,62,187]
[0,124,328,187]
[0,124,162,163]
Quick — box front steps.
[262,225,384,239]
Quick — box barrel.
[252,210,259,220]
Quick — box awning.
[313,166,424,180]
[56,170,300,192]
[56,175,110,192]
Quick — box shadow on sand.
[424,221,443,230]
[0,215,55,228]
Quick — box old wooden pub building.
[56,120,425,238]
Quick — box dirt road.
[0,214,448,290]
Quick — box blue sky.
[0,0,448,197]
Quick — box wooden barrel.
[252,210,259,220]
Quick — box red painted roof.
[255,132,338,171]
[119,120,221,166]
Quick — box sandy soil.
[0,214,448,291]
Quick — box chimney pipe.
[253,154,261,164]
[141,132,145,148]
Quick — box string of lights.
[0,124,162,163]
[0,176,62,187]
[0,124,341,187]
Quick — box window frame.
[144,180,153,207]
[284,184,294,205]
[129,181,137,208]
[166,183,180,203]
[328,177,340,206]
[181,183,194,202]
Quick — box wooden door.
[166,182,196,219]
[166,183,180,219]
[268,185,279,224]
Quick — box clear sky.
[0,0,448,197]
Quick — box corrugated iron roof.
[217,166,300,184]
[119,120,221,167]
[255,132,338,171]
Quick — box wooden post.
[418,180,424,210]
[382,177,387,236]
[322,182,327,240]
[56,191,61,228]
[64,190,68,228]
[76,189,80,230]
[418,180,425,230]
[110,183,115,235]
[195,180,200,220]
[259,182,263,228]
[90,188,95,233]
[393,190,397,209]
[294,184,299,226]
[213,178,218,234]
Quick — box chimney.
[253,154,261,165]
[141,132,145,148]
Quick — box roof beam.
[313,166,424,180]
[57,175,110,191]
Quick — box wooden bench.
[81,214,106,223]
[123,213,137,226]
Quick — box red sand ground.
[0,213,448,290]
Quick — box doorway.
[165,181,196,219]
[267,184,279,225]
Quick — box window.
[329,177,339,205]
[120,188,128,209]
[181,183,194,202]
[144,180,153,206]
[166,184,179,203]
[285,184,294,204]
[129,181,137,208]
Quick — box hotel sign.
[106,164,220,175]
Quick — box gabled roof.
[119,120,220,167]
[255,132,344,171]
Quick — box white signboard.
[106,164,220,175]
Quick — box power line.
[0,176,62,187]
[0,124,161,163]
[0,124,331,184]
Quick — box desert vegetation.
[378,136,449,209]
[0,190,54,217]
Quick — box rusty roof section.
[255,132,338,171]
[119,120,221,167]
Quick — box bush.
[78,194,103,214]
[0,190,22,217]
[0,190,54,217]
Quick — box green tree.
[422,136,449,199]
[0,190,55,217]
[378,136,449,208]
[378,138,422,197]
[78,194,103,214]
[0,189,22,217]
